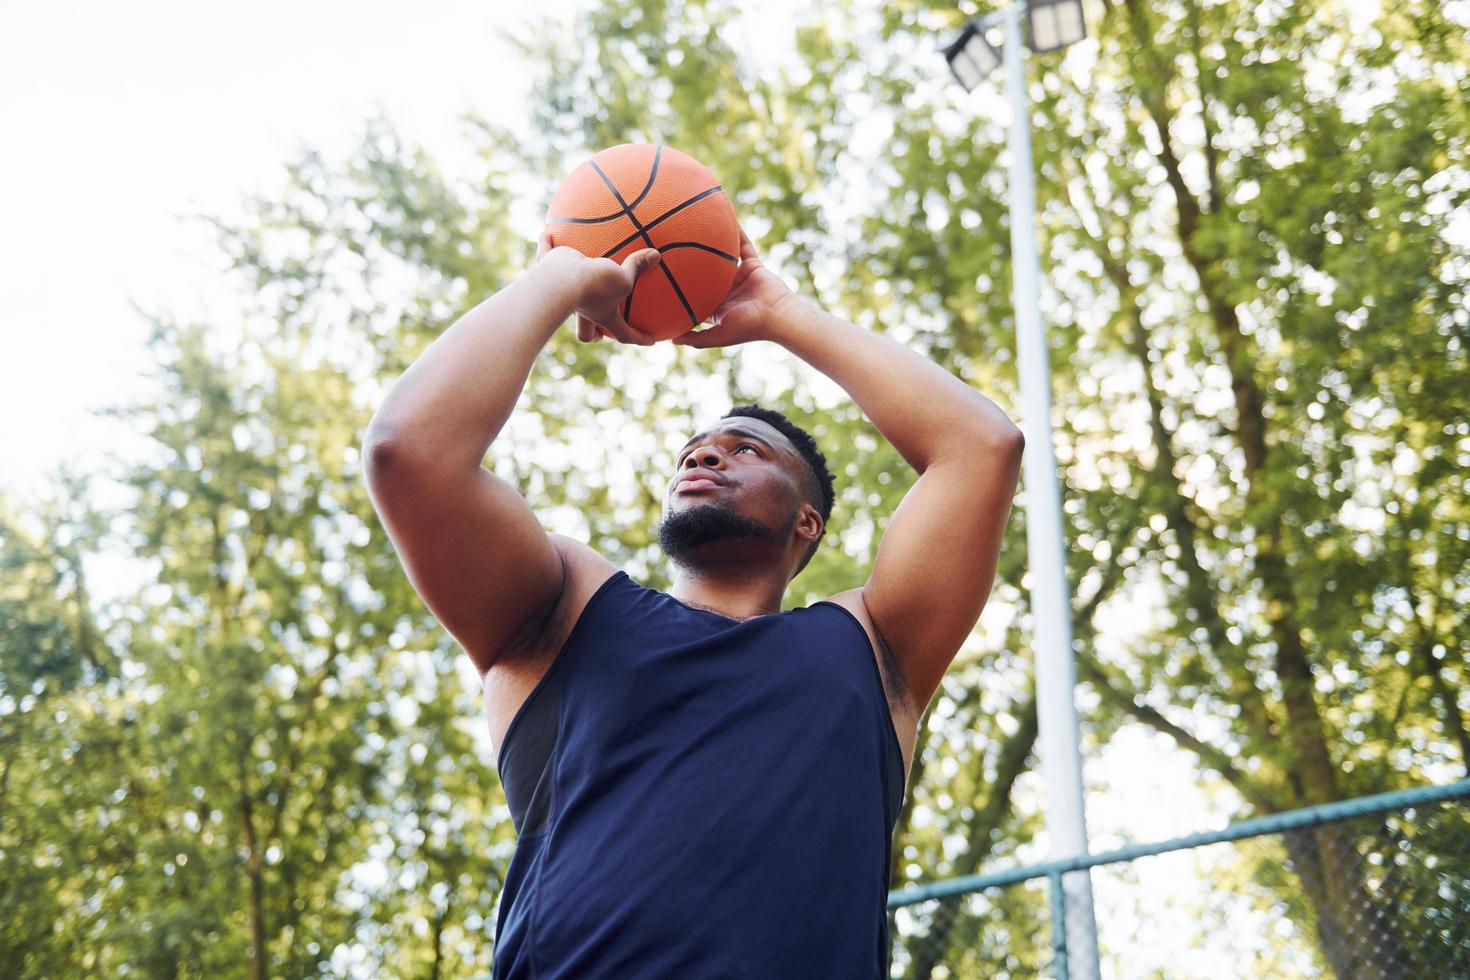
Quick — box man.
[362,223,1024,978]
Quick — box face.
[657,417,819,575]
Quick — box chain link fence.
[886,779,1470,979]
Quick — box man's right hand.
[537,230,663,346]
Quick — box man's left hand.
[672,225,800,348]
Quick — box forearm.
[365,255,584,470]
[769,298,1022,472]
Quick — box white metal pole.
[999,3,1100,976]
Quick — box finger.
[538,228,553,260]
[726,261,749,288]
[673,326,718,348]
[601,316,648,346]
[581,310,620,339]
[606,314,658,346]
[623,247,662,279]
[577,316,595,343]
[583,317,611,343]
[736,226,757,261]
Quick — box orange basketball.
[544,143,740,341]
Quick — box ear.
[795,502,824,545]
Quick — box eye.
[677,443,759,466]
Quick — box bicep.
[363,440,566,673]
[863,433,1024,710]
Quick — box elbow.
[363,433,395,469]
[362,422,412,478]
[985,424,1025,474]
[997,426,1025,473]
[935,421,1024,472]
[980,422,1025,456]
[363,418,390,453]
[363,405,427,460]
[362,423,472,483]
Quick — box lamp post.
[940,4,1099,979]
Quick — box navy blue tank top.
[490,568,906,979]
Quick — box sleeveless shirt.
[489,569,906,979]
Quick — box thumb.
[626,248,662,275]
[673,324,721,347]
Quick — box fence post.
[1049,869,1069,980]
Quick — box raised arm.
[362,237,662,672]
[769,299,1024,712]
[672,225,1023,714]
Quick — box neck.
[668,564,789,621]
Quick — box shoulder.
[819,588,923,723]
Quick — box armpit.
[501,544,570,659]
[860,591,920,720]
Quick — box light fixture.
[1026,0,1087,53]
[940,19,1002,91]
[932,4,1102,976]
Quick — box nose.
[685,446,735,473]
[684,447,726,470]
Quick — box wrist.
[765,292,808,347]
[532,248,591,311]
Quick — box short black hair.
[722,402,835,575]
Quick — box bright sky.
[0,0,593,500]
[1,0,1309,970]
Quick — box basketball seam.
[614,242,739,320]
[545,146,665,225]
[598,186,728,259]
[588,151,699,327]
[624,144,663,213]
[619,148,665,323]
[544,210,627,225]
[649,242,738,262]
[585,157,660,325]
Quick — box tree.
[857,0,1469,973]
[5,0,1464,975]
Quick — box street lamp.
[939,19,1001,90]
[939,3,1100,980]
[1027,0,1088,52]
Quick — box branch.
[1054,111,1285,757]
[1076,650,1282,812]
[239,752,269,980]
[900,693,1039,980]
[1105,253,1282,745]
[1122,0,1205,244]
[957,693,1039,873]
[1187,1,1223,214]
[1391,476,1470,776]
[266,617,347,845]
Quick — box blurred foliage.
[895,788,1470,978]
[1,0,1466,976]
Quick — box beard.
[658,496,796,570]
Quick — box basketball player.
[362,224,1024,977]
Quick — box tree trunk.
[1278,820,1424,979]
[429,903,447,980]
[1403,575,1470,777]
[240,762,268,980]
[1114,11,1426,968]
